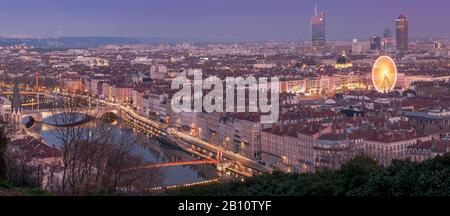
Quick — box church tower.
[11,80,22,127]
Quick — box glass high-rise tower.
[311,5,325,46]
[396,15,409,52]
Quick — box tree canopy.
[171,155,450,196]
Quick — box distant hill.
[0,36,192,49]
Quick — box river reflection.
[31,120,219,186]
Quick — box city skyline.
[1,0,450,202]
[0,0,448,41]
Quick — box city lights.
[0,1,448,209]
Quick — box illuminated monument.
[335,50,352,69]
[372,56,398,93]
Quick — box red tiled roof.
[367,129,427,143]
[408,140,449,153]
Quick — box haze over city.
[0,0,449,41]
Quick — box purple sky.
[0,0,447,41]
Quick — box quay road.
[59,92,273,176]
[169,131,273,175]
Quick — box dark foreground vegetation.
[170,155,450,196]
[0,180,49,196]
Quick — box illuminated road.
[170,131,272,174]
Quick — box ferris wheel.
[372,56,398,93]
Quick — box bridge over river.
[7,87,227,188]
[22,107,118,127]
[31,92,272,177]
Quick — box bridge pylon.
[34,72,41,112]
[217,150,223,161]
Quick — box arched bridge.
[22,107,118,127]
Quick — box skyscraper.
[383,27,395,53]
[396,15,409,52]
[370,36,382,50]
[311,4,325,46]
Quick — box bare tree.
[48,105,162,195]
[0,126,8,180]
[4,144,42,188]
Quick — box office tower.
[370,36,382,50]
[396,15,409,52]
[383,27,395,53]
[311,4,325,46]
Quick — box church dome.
[335,50,352,69]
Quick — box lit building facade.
[365,130,430,166]
[261,125,332,173]
[314,133,353,171]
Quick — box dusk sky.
[0,0,448,41]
